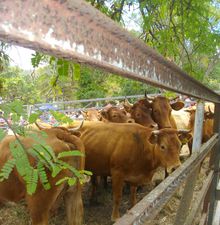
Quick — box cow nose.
[127,118,135,123]
[167,161,181,174]
[150,123,158,130]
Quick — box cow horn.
[146,95,154,100]
[123,98,133,107]
[35,122,51,130]
[208,106,213,114]
[152,130,160,135]
[68,120,84,131]
[178,129,191,134]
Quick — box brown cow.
[185,106,214,155]
[148,96,185,129]
[100,106,134,123]
[0,126,85,225]
[128,96,188,177]
[123,100,158,129]
[82,108,101,121]
[79,122,191,221]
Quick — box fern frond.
[26,168,38,195]
[37,162,51,190]
[55,177,69,186]
[57,150,84,159]
[51,164,62,178]
[56,160,81,178]
[9,141,31,176]
[0,159,16,181]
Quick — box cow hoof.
[154,179,163,187]
[111,215,120,222]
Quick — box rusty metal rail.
[0,0,219,102]
[113,134,218,225]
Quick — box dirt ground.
[0,154,210,225]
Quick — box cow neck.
[151,144,162,169]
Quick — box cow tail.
[65,141,85,225]
[65,180,84,225]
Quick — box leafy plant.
[0,100,91,195]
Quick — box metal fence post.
[206,103,220,225]
[174,100,204,225]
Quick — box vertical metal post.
[174,100,204,225]
[206,103,220,225]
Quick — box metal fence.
[0,1,220,225]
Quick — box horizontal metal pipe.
[0,0,219,102]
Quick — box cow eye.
[136,113,140,118]
[160,145,166,151]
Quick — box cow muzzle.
[166,161,181,174]
[127,118,135,123]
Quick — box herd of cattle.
[0,95,215,225]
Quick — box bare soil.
[0,156,209,225]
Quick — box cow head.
[123,99,158,129]
[149,128,192,172]
[100,106,134,123]
[151,96,184,128]
[185,107,214,143]
[82,109,101,121]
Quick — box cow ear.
[100,110,108,120]
[171,101,184,111]
[123,99,133,113]
[149,131,159,144]
[123,104,132,113]
[178,132,192,144]
[81,111,87,118]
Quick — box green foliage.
[0,159,16,181]
[31,52,47,68]
[0,66,40,103]
[0,42,10,72]
[28,112,42,124]
[76,65,158,101]
[50,111,73,124]
[57,150,85,159]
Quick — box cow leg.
[26,185,64,225]
[102,176,108,189]
[188,140,193,156]
[90,175,99,205]
[111,172,124,221]
[129,185,137,207]
[164,168,169,178]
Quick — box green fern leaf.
[80,170,93,176]
[51,164,62,177]
[37,162,51,190]
[57,160,81,178]
[68,177,76,186]
[56,177,69,186]
[26,168,38,195]
[57,150,84,159]
[0,159,16,180]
